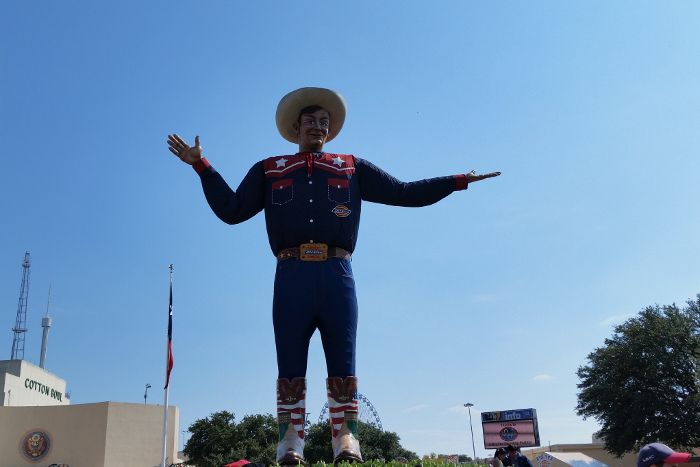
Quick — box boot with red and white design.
[276,377,307,465]
[327,376,363,464]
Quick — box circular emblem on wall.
[499,426,518,442]
[20,430,51,461]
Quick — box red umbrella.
[223,460,250,467]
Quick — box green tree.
[236,414,278,464]
[359,421,418,462]
[183,411,239,467]
[304,421,419,463]
[576,296,700,456]
[304,421,334,464]
[183,411,277,467]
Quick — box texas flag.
[164,273,174,389]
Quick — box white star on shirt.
[332,156,344,167]
[275,158,288,168]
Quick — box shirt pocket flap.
[327,178,350,203]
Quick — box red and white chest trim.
[263,155,306,177]
[314,153,355,175]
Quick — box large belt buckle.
[299,243,328,261]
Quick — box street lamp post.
[144,383,151,405]
[464,403,476,461]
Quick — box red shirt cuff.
[454,174,469,190]
[192,157,211,174]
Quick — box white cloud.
[532,373,554,382]
[403,404,430,413]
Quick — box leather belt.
[277,243,352,262]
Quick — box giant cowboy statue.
[167,88,500,465]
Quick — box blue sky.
[2,0,699,458]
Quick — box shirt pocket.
[272,179,294,205]
[327,178,350,204]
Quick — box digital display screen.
[481,408,540,448]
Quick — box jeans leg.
[273,260,317,379]
[318,259,358,377]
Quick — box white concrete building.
[0,401,181,467]
[0,359,70,407]
[0,360,183,466]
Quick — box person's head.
[507,445,518,459]
[275,87,347,150]
[293,105,330,153]
[637,443,693,467]
[495,448,507,460]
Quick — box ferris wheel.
[316,392,383,430]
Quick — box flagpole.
[161,264,174,467]
[161,384,170,467]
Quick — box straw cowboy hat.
[275,87,347,143]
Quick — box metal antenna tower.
[10,252,31,360]
[40,284,52,369]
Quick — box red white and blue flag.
[164,271,174,389]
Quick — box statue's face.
[295,108,330,152]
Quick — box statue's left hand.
[465,170,501,183]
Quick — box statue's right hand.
[167,134,203,165]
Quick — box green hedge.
[304,462,488,467]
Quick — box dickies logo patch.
[332,205,351,217]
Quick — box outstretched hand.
[167,134,203,165]
[466,170,501,184]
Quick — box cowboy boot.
[327,376,363,463]
[276,377,307,465]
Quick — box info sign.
[481,408,540,448]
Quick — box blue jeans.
[273,258,358,378]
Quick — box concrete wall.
[0,360,70,407]
[0,401,180,467]
[104,402,180,467]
